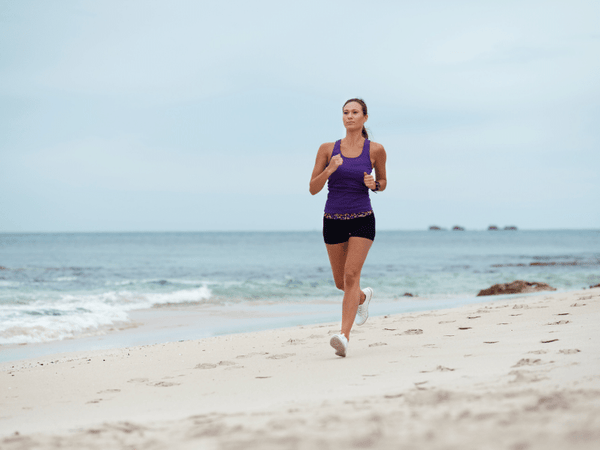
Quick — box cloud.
[1,0,599,231]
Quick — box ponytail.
[362,126,369,140]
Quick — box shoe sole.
[330,336,346,357]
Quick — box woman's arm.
[309,143,340,195]
[364,142,387,192]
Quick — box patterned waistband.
[323,210,373,220]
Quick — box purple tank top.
[324,139,373,215]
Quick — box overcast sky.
[1,0,599,232]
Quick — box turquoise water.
[1,230,599,346]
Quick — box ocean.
[1,230,599,360]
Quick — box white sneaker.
[355,287,373,326]
[330,333,348,357]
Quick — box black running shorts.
[323,214,376,245]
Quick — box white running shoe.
[330,333,348,357]
[355,287,373,326]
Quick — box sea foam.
[0,286,211,345]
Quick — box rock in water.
[477,280,556,296]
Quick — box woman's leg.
[326,242,367,301]
[326,236,373,340]
[326,241,348,292]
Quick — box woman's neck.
[343,130,364,147]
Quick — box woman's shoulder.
[368,140,386,154]
[318,141,337,153]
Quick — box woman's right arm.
[309,143,341,195]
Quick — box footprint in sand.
[195,363,218,369]
[127,378,149,383]
[559,349,581,354]
[86,399,102,404]
[403,329,423,335]
[369,342,387,347]
[420,366,455,373]
[97,389,120,394]
[384,393,403,399]
[513,358,543,367]
[546,320,570,325]
[236,352,268,359]
[149,381,180,387]
[267,353,295,359]
[218,361,236,366]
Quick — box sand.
[1,289,599,449]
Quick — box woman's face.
[343,101,368,132]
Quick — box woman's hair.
[343,98,369,139]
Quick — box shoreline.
[0,292,554,364]
[2,288,599,449]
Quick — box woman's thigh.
[326,237,373,288]
[344,237,373,279]
[326,241,348,289]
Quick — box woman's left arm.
[365,142,387,192]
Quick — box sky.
[1,0,599,232]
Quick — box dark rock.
[477,280,557,296]
[488,225,498,230]
[530,262,578,266]
[504,226,518,230]
[429,226,443,231]
[452,226,465,231]
[590,284,600,289]
[402,293,414,297]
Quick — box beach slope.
[2,289,599,449]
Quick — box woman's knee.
[343,269,361,289]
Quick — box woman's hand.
[309,142,339,195]
[363,172,376,190]
[328,154,343,172]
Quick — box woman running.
[309,98,387,357]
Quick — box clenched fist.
[363,172,376,190]
[328,154,343,172]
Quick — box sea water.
[1,230,599,351]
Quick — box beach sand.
[1,289,599,449]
